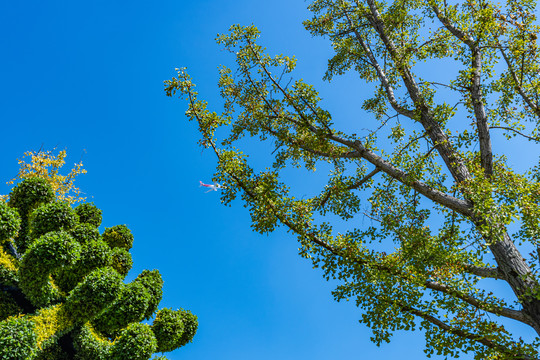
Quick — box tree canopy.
[166,0,540,358]
[0,151,197,359]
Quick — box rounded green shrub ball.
[102,225,134,250]
[0,202,21,243]
[0,316,37,360]
[75,203,102,228]
[151,308,185,353]
[65,267,123,323]
[111,247,133,277]
[72,325,111,360]
[55,239,112,292]
[19,231,81,306]
[92,281,151,335]
[70,223,101,244]
[134,270,163,319]
[30,201,79,239]
[22,231,80,270]
[79,240,112,270]
[109,323,157,360]
[176,309,198,347]
[8,178,55,215]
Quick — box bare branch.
[490,126,540,142]
[341,10,416,119]
[318,167,381,209]
[498,46,540,117]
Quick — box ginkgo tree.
[166,0,540,358]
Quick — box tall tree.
[166,0,540,358]
[0,151,197,359]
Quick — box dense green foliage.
[0,178,197,359]
[167,0,540,358]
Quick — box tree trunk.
[489,232,540,335]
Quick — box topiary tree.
[0,177,197,359]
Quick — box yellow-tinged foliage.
[88,323,110,345]
[32,304,74,349]
[0,246,17,272]
[47,274,68,300]
[7,150,86,204]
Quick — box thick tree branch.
[341,7,539,320]
[330,135,474,217]
[240,57,473,216]
[431,5,475,46]
[461,263,505,280]
[268,185,528,327]
[401,302,537,359]
[196,129,522,329]
[471,47,494,176]
[188,88,534,335]
[185,81,518,323]
[239,166,522,326]
[178,13,540,338]
[241,38,473,216]
[425,281,532,325]
[431,4,493,176]
[350,0,473,185]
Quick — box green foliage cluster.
[0,178,197,359]
[0,317,37,359]
[0,203,20,241]
[74,202,102,228]
[152,308,198,352]
[103,225,134,250]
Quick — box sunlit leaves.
[167,1,540,356]
[5,150,87,204]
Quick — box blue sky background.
[1,1,537,359]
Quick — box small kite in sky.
[199,181,226,193]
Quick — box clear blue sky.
[4,1,532,359]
